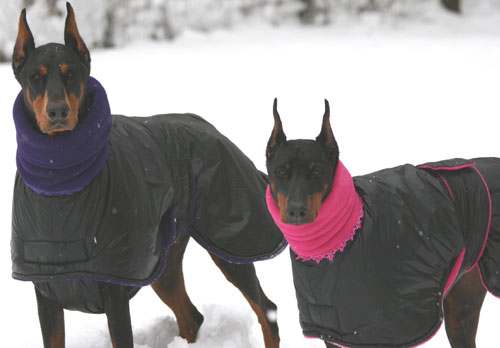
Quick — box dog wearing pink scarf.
[266,99,500,348]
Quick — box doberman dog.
[265,99,497,348]
[12,3,280,348]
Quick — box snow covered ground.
[2,11,500,348]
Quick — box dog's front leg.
[35,285,65,348]
[99,283,134,348]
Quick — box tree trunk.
[102,5,115,48]
[23,0,35,8]
[299,0,316,24]
[46,0,62,16]
[441,0,460,13]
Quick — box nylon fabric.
[11,80,286,313]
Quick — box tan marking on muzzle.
[62,82,83,132]
[276,192,289,223]
[307,192,323,222]
[28,89,52,134]
[306,183,329,222]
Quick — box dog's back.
[122,113,287,261]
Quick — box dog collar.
[266,160,364,263]
[13,77,112,196]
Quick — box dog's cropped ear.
[267,98,287,159]
[316,99,339,159]
[12,9,35,76]
[64,2,90,66]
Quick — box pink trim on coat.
[468,166,492,272]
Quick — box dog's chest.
[12,118,174,291]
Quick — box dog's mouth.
[44,121,74,135]
[276,192,322,226]
[281,213,317,226]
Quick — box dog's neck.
[13,77,112,196]
[266,160,364,263]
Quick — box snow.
[2,12,500,348]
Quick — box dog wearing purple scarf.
[10,3,285,347]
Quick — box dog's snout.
[287,200,309,225]
[47,102,70,120]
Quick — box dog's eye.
[276,167,288,178]
[310,166,322,176]
[32,72,43,82]
[66,71,75,80]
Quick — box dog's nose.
[287,201,309,225]
[46,103,70,121]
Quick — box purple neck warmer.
[13,77,112,196]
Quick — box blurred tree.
[23,0,35,7]
[102,3,116,47]
[356,0,396,13]
[0,0,494,63]
[46,0,62,16]
[151,0,175,40]
[298,0,330,24]
[299,0,316,23]
[441,0,460,13]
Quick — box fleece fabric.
[13,77,112,196]
[266,161,364,262]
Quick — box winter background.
[1,0,500,347]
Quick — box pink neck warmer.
[266,161,364,263]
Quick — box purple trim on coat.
[13,76,112,196]
[187,166,287,264]
[187,229,288,264]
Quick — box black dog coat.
[12,82,286,313]
[291,158,500,348]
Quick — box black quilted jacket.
[12,114,286,313]
[292,158,500,348]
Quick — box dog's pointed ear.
[266,98,287,159]
[316,99,338,159]
[64,2,90,66]
[12,9,35,76]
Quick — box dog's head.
[266,99,339,225]
[12,2,91,135]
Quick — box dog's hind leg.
[35,286,65,348]
[100,283,134,348]
[443,265,487,348]
[209,254,280,348]
[151,234,204,343]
